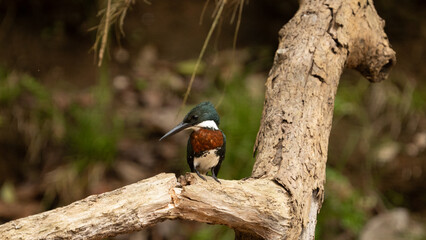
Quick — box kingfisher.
[160,102,226,183]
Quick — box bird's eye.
[192,115,198,120]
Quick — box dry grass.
[91,0,139,66]
[180,0,246,112]
[92,0,246,108]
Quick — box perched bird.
[160,102,226,183]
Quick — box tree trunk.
[0,0,395,239]
[251,0,395,238]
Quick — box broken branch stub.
[328,0,397,82]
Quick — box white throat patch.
[189,120,218,130]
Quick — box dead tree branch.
[0,173,291,239]
[0,0,395,239]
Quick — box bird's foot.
[211,170,221,184]
[195,170,207,181]
[211,175,221,184]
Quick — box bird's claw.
[195,171,207,181]
[211,170,221,184]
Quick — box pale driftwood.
[0,173,291,240]
[0,173,176,239]
[0,0,395,239]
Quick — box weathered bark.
[0,0,395,239]
[0,173,291,239]
[252,0,395,238]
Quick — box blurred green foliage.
[0,71,21,104]
[66,67,122,171]
[0,181,16,204]
[66,105,121,170]
[0,66,121,171]
[0,70,63,162]
[317,167,367,238]
[190,224,234,240]
[316,69,426,239]
[176,59,206,76]
[219,75,264,180]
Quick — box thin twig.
[199,0,211,25]
[179,0,226,113]
[92,0,136,67]
[233,0,244,50]
[98,0,112,67]
[217,0,245,108]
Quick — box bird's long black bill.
[159,122,190,141]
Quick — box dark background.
[0,0,424,239]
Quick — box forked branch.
[0,0,396,239]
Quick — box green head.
[160,101,220,141]
[182,101,220,126]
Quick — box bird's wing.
[213,132,226,176]
[187,137,195,172]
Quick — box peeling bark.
[0,0,395,239]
